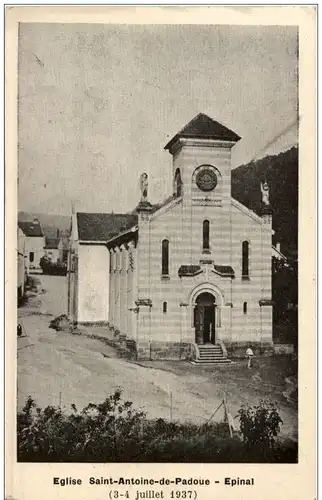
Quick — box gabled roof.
[165,113,241,151]
[77,212,138,242]
[44,237,60,250]
[18,221,44,237]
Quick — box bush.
[238,400,283,459]
[49,314,71,332]
[17,392,297,463]
[40,256,67,276]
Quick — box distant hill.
[232,147,298,258]
[18,212,71,239]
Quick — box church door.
[204,305,216,344]
[194,293,216,345]
[194,306,204,345]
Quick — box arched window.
[242,241,249,279]
[203,220,210,251]
[174,168,182,197]
[243,301,247,314]
[163,301,167,313]
[162,239,169,276]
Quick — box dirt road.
[17,274,297,438]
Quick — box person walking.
[246,346,254,369]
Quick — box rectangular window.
[242,241,249,279]
[162,239,169,276]
[203,220,210,251]
[29,252,34,263]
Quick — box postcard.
[5,5,316,500]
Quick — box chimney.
[33,217,39,224]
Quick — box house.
[44,237,60,262]
[17,226,27,302]
[58,234,70,263]
[68,113,274,361]
[18,219,45,271]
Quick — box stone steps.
[193,344,231,365]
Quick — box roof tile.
[77,213,138,242]
[165,113,241,151]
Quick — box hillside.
[232,147,298,258]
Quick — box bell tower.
[165,113,241,203]
[164,113,241,265]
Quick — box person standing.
[246,346,254,369]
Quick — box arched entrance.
[194,292,216,345]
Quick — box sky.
[18,23,298,215]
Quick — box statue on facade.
[260,180,270,206]
[140,173,148,202]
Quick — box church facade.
[68,114,274,360]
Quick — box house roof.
[165,113,241,151]
[44,237,60,250]
[18,221,44,237]
[77,212,138,242]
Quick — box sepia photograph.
[15,20,300,465]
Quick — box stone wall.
[127,340,193,361]
[225,341,274,358]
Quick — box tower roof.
[165,113,241,151]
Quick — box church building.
[68,113,274,361]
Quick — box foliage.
[40,256,67,276]
[232,148,298,348]
[238,400,283,458]
[17,391,296,463]
[272,256,298,348]
[49,314,71,332]
[232,147,298,255]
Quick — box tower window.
[203,220,210,251]
[29,252,34,263]
[242,241,249,279]
[163,301,167,313]
[174,168,182,197]
[161,239,169,276]
[243,301,247,314]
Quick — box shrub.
[17,392,296,463]
[238,400,283,458]
[49,314,71,332]
[40,256,67,276]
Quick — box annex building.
[68,114,274,361]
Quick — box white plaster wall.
[77,245,110,323]
[17,228,26,288]
[25,236,45,269]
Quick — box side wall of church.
[77,244,110,323]
[108,241,138,344]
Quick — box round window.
[196,168,218,192]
